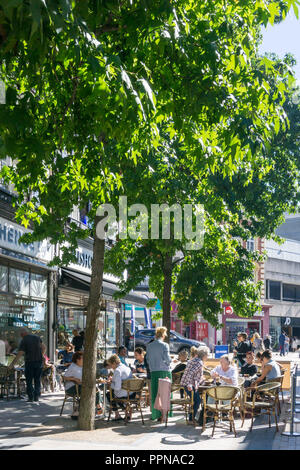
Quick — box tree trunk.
[78,216,105,430]
[162,253,173,344]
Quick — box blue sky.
[259,12,300,82]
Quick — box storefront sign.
[225,306,233,315]
[67,244,120,283]
[197,322,208,340]
[215,345,229,358]
[0,217,53,264]
[284,317,291,326]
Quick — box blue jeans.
[185,387,201,421]
[24,361,43,400]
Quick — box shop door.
[247,322,260,338]
[226,322,246,351]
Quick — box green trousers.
[150,371,173,420]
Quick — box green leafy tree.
[0,0,299,430]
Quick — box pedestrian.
[233,332,252,367]
[8,328,43,403]
[263,335,271,351]
[279,331,285,356]
[284,334,290,356]
[180,347,209,424]
[124,327,131,349]
[146,326,172,422]
[253,332,265,354]
[71,329,84,352]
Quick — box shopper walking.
[9,328,43,403]
[253,332,265,354]
[284,334,290,356]
[146,327,172,422]
[279,331,285,356]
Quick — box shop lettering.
[0,224,36,252]
[75,250,92,269]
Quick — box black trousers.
[24,361,43,400]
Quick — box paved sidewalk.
[1,353,300,450]
[0,391,294,450]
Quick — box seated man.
[118,346,130,368]
[106,354,134,421]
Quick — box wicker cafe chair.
[0,366,17,399]
[60,376,80,416]
[166,371,194,426]
[266,376,284,414]
[242,382,280,432]
[202,386,240,437]
[107,378,145,425]
[203,369,212,380]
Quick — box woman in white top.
[64,351,102,416]
[211,355,238,386]
[106,354,133,421]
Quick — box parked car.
[128,328,208,354]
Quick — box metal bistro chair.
[107,378,145,425]
[60,376,80,416]
[0,365,17,399]
[202,385,241,437]
[242,382,280,432]
[167,371,194,426]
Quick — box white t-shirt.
[64,363,82,390]
[111,363,133,398]
[211,364,238,387]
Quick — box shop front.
[0,216,54,364]
[222,303,270,351]
[57,261,148,358]
[269,316,300,350]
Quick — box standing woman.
[146,327,172,422]
[180,347,209,424]
[253,332,265,355]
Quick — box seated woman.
[180,347,209,424]
[98,359,111,377]
[172,350,188,376]
[106,354,134,421]
[211,355,238,387]
[252,349,281,387]
[241,351,258,388]
[57,343,74,373]
[64,351,102,417]
[133,347,147,374]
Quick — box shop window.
[31,273,47,299]
[266,280,281,300]
[9,268,29,296]
[0,265,8,292]
[246,239,255,252]
[283,284,296,301]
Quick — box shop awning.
[60,268,148,307]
